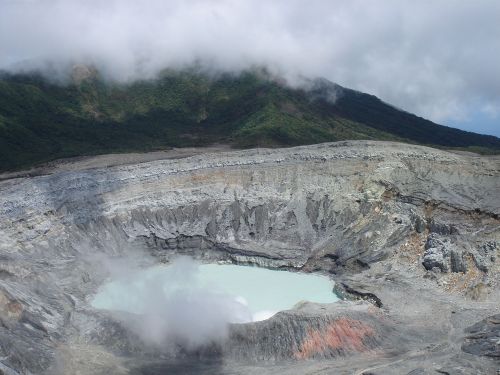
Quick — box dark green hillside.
[327,87,500,149]
[0,68,498,171]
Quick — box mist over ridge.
[1,0,500,133]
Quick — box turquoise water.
[92,260,338,322]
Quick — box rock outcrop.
[462,313,500,358]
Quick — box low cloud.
[1,0,499,133]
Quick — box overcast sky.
[1,0,499,136]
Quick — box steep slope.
[0,68,499,171]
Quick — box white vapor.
[1,0,500,133]
[92,256,251,348]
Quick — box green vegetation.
[0,68,498,171]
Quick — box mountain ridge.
[0,67,498,171]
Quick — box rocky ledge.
[0,141,499,374]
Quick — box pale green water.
[92,261,338,322]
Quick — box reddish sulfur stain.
[294,317,375,359]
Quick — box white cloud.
[0,0,499,133]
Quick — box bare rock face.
[0,141,499,374]
[71,64,98,84]
[462,314,500,358]
[473,241,498,272]
[450,248,467,273]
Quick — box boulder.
[425,233,444,250]
[422,234,467,273]
[422,234,453,272]
[422,247,448,272]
